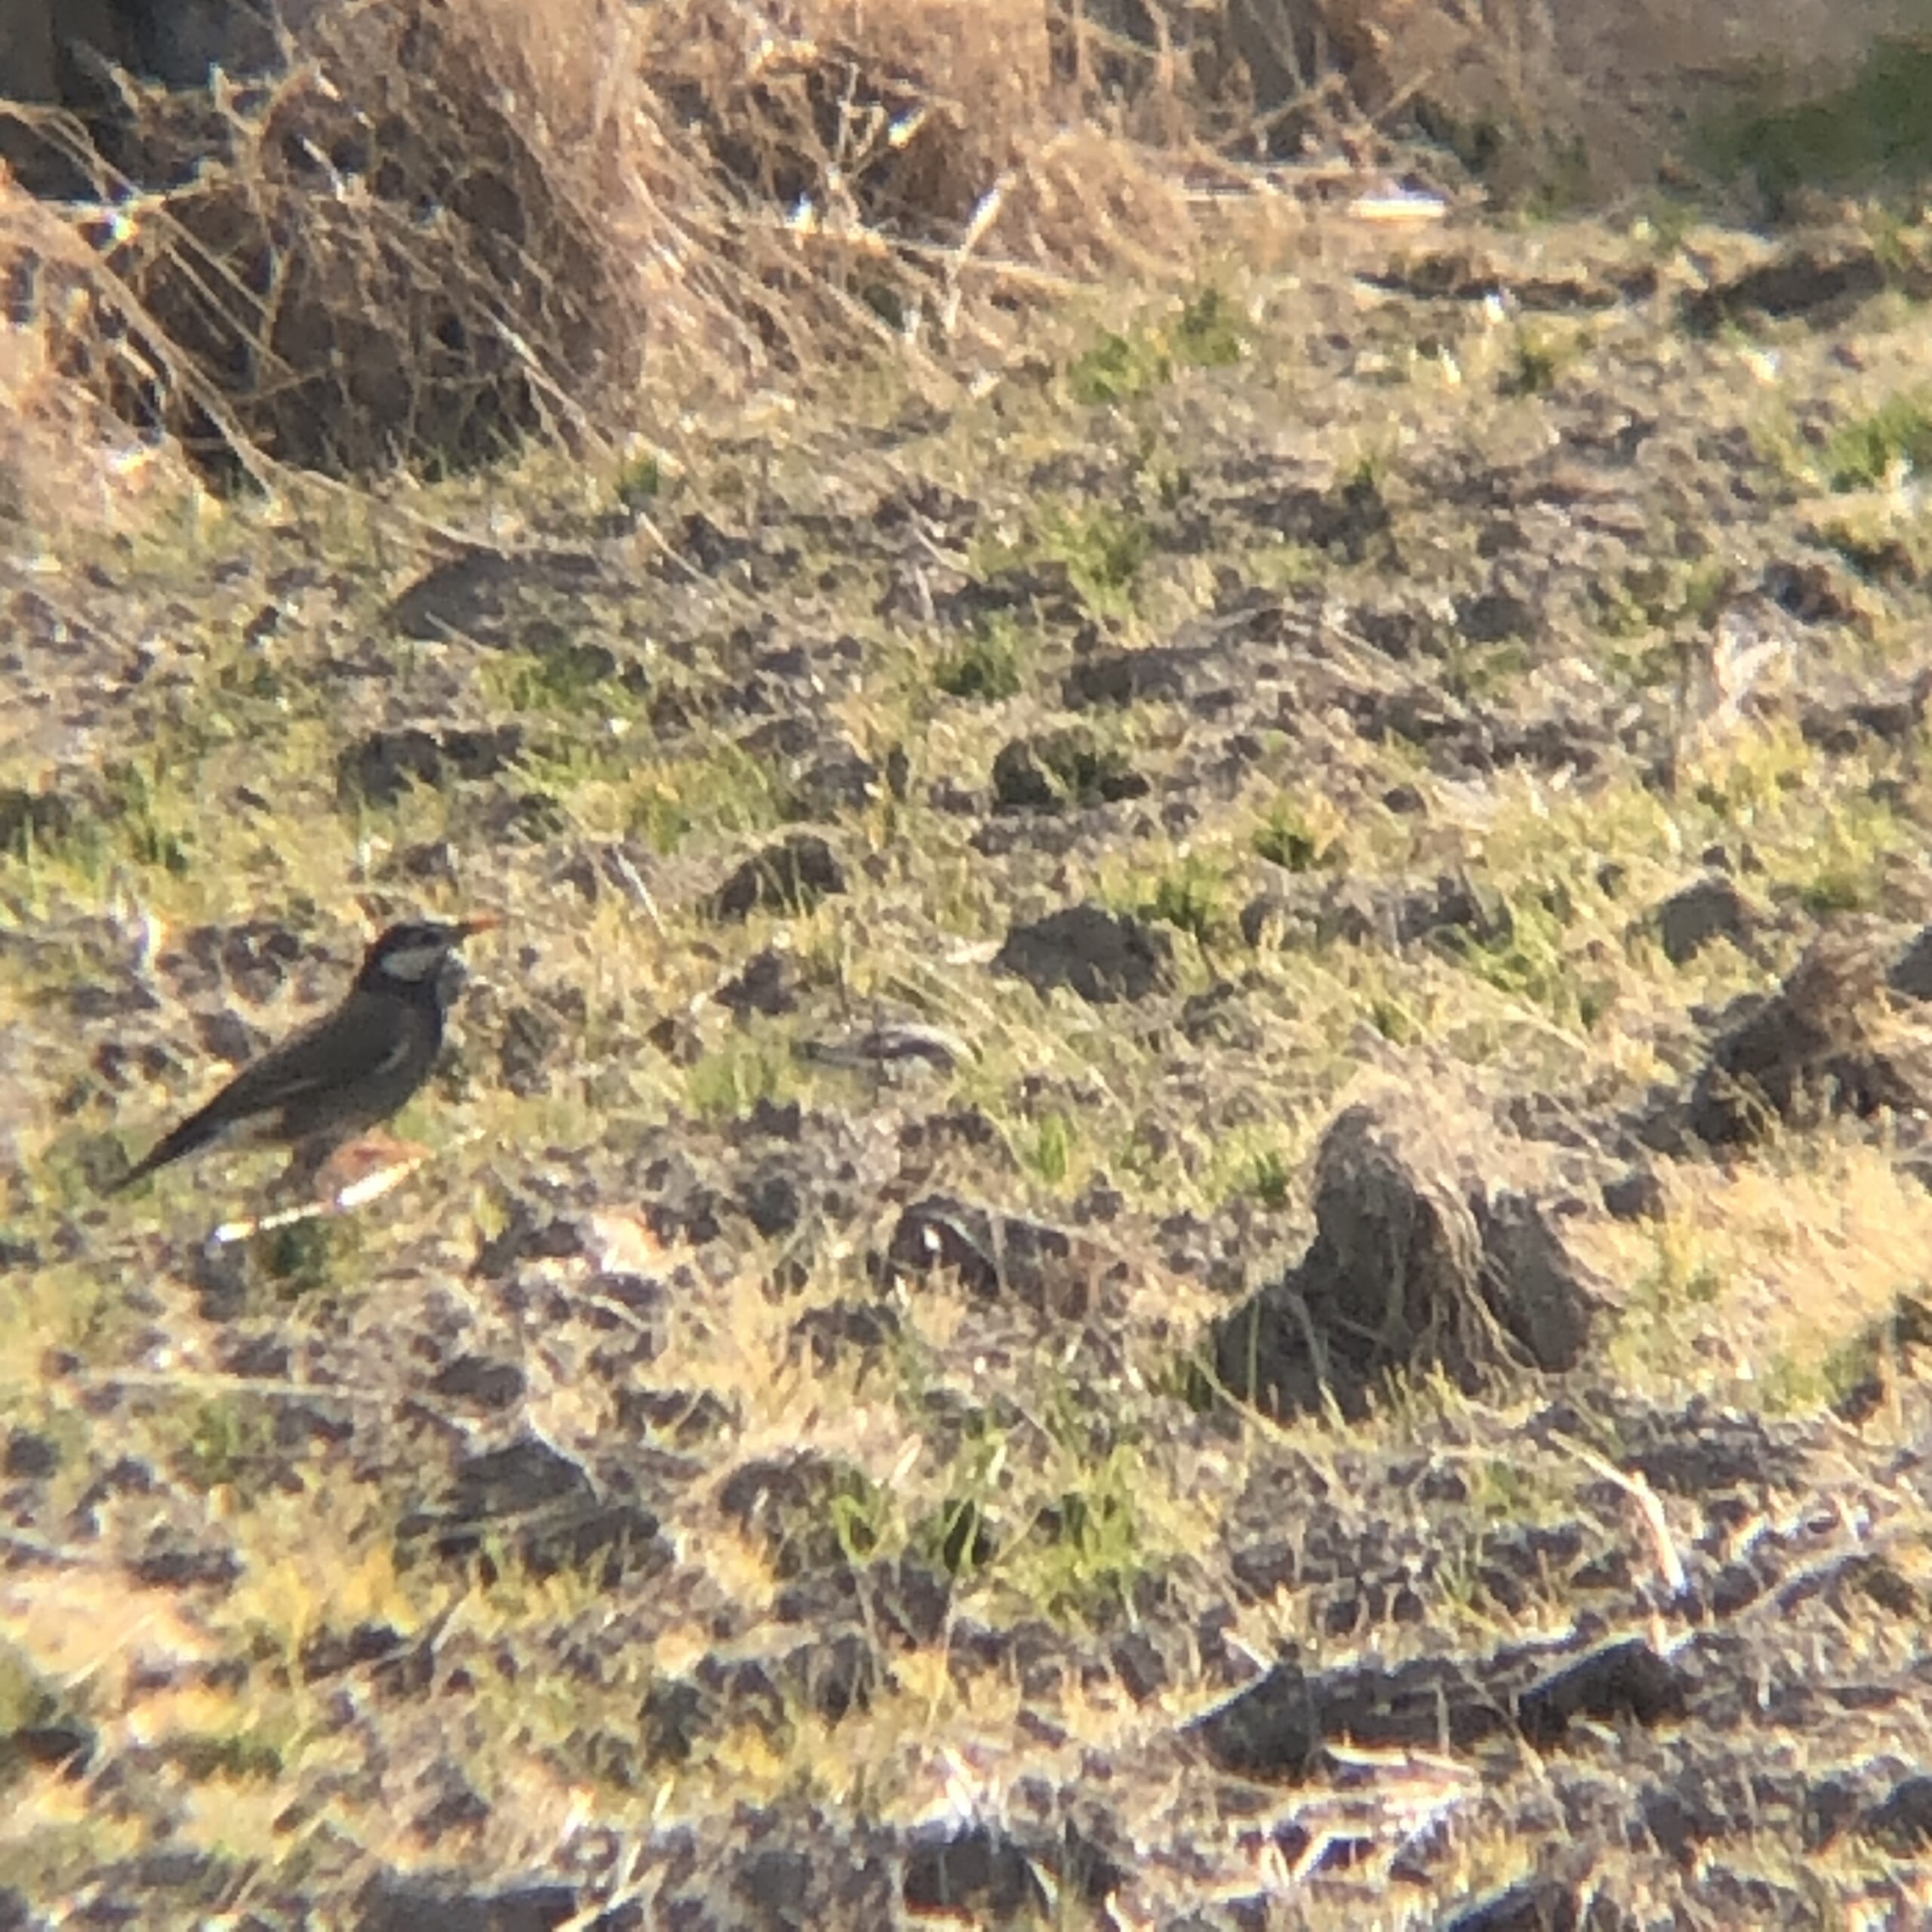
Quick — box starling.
[109,916,497,1193]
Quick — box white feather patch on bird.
[378,942,452,982]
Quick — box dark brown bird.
[109,916,497,1193]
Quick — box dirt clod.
[1216,1094,1611,1420]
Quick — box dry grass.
[5,14,1932,1926]
[0,0,1223,486]
[0,183,198,529]
[1580,1134,1932,1410]
[1,0,1906,496]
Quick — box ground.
[3,204,1932,1927]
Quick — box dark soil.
[4,210,1932,1928]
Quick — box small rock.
[428,1355,526,1411]
[336,725,521,808]
[1247,472,1390,560]
[1891,925,1932,1001]
[355,1876,582,1932]
[902,1829,1049,1920]
[1860,1774,1932,1854]
[1652,872,1761,965]
[993,904,1174,1004]
[0,786,75,857]
[718,948,801,1017]
[740,1161,804,1238]
[718,1452,867,1577]
[936,559,1084,629]
[1455,587,1537,643]
[1406,872,1514,948]
[792,740,879,818]
[644,1011,703,1064]
[1802,671,1932,752]
[130,1540,242,1590]
[386,838,461,886]
[1515,1636,1687,1746]
[4,1429,58,1478]
[1764,557,1853,623]
[412,1775,491,1845]
[789,1300,902,1370]
[1689,925,1932,1143]
[1062,646,1211,709]
[1110,1630,1170,1703]
[386,548,605,643]
[192,1008,260,1066]
[705,835,846,921]
[1680,246,1887,333]
[1186,1659,1318,1777]
[1441,1877,1580,1932]
[881,1195,1124,1319]
[1214,1093,1611,1422]
[991,728,1149,811]
[1601,1166,1666,1223]
[295,1622,408,1688]
[741,721,880,818]
[404,1435,661,1583]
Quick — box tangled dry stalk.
[0,0,1917,489]
[0,0,1247,489]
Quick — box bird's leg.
[308,1131,438,1211]
[210,1134,435,1247]
[276,1135,348,1204]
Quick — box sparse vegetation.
[1131,853,1233,948]
[1500,322,1576,395]
[1826,387,1932,490]
[932,620,1028,700]
[3,8,1932,1930]
[1254,797,1341,872]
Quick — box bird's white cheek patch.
[381,944,448,982]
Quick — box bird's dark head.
[357,916,500,997]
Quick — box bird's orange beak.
[454,914,503,940]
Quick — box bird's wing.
[197,992,414,1126]
[109,993,420,1192]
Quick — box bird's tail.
[106,1118,218,1193]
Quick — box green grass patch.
[1023,1109,1079,1189]
[686,1034,796,1124]
[1253,795,1343,872]
[614,448,666,509]
[1001,1445,1157,1629]
[624,741,789,852]
[94,758,195,878]
[1706,37,1932,213]
[932,622,1027,701]
[485,637,645,721]
[1779,790,1913,916]
[1826,389,1932,491]
[1066,284,1245,406]
[1499,324,1580,397]
[1440,883,1614,1031]
[1068,327,1171,407]
[1131,854,1233,948]
[1168,285,1246,370]
[1036,503,1151,611]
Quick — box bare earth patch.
[4,204,1932,1927]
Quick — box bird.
[108,915,499,1194]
